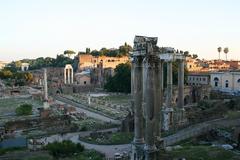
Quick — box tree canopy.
[78,43,132,57]
[64,50,76,58]
[104,61,188,94]
[104,63,131,93]
[0,69,33,86]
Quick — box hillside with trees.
[80,42,132,57]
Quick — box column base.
[134,138,145,144]
[162,107,173,131]
[131,141,145,160]
[178,107,187,126]
[144,144,158,160]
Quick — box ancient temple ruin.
[131,36,185,160]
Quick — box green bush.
[44,140,84,158]
[16,103,32,116]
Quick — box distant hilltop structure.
[78,54,129,71]
[186,56,240,73]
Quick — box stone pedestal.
[131,143,145,160]
[177,107,186,126]
[162,107,173,131]
[144,145,158,160]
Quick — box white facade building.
[210,72,240,93]
[187,73,210,86]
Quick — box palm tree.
[224,47,229,61]
[217,47,222,60]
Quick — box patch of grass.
[0,147,26,155]
[82,132,133,145]
[25,155,53,160]
[63,150,104,160]
[226,111,240,119]
[110,132,133,144]
[0,98,41,115]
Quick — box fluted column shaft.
[143,55,159,160]
[154,59,162,138]
[71,68,74,84]
[177,60,184,108]
[67,69,70,84]
[132,55,144,144]
[44,68,48,101]
[64,68,67,84]
[166,61,173,107]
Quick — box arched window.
[214,77,219,81]
[225,80,229,88]
[214,77,219,87]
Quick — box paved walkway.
[38,128,129,159]
[55,96,121,124]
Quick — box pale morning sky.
[0,0,239,62]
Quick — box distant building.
[187,73,210,86]
[78,54,129,71]
[225,61,240,70]
[208,60,230,71]
[75,71,91,86]
[210,71,240,93]
[185,56,204,72]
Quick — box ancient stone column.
[44,68,48,101]
[131,55,145,160]
[143,53,159,160]
[177,59,184,108]
[64,68,67,84]
[43,68,49,109]
[163,61,173,131]
[166,61,173,107]
[71,68,74,84]
[154,59,162,140]
[177,59,185,123]
[67,68,70,84]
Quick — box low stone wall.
[163,118,240,147]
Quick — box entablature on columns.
[159,53,185,62]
